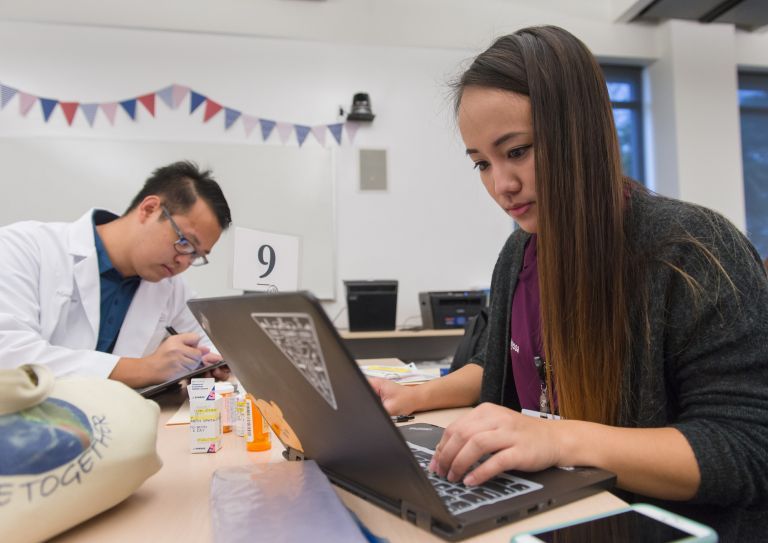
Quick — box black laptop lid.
[188,292,452,525]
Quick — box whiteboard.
[0,138,336,299]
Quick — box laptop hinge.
[400,500,432,530]
[282,447,305,461]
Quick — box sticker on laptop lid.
[251,313,338,410]
[254,397,304,453]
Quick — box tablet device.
[134,360,228,398]
[511,503,717,543]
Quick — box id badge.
[521,408,561,420]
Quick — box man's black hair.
[125,161,232,229]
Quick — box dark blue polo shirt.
[93,211,141,353]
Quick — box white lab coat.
[0,209,212,378]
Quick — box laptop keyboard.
[407,442,543,516]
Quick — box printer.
[345,280,398,332]
[419,290,487,329]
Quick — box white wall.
[1,1,767,326]
[0,21,511,328]
[736,29,768,69]
[648,21,746,231]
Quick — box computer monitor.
[344,280,398,332]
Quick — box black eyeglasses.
[161,205,209,267]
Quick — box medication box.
[188,378,222,453]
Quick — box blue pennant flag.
[119,99,137,120]
[81,103,99,127]
[190,91,206,114]
[1,85,18,109]
[156,85,174,109]
[259,119,276,141]
[40,98,58,122]
[295,125,311,147]
[224,108,241,130]
[328,123,344,145]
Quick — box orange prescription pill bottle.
[245,393,271,452]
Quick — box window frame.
[738,71,768,258]
[739,72,768,112]
[602,64,646,184]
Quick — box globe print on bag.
[0,398,93,475]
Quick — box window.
[739,72,768,259]
[602,65,645,183]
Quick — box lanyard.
[533,355,550,414]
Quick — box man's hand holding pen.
[164,326,230,381]
[110,326,231,387]
[148,330,210,379]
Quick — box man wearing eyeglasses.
[0,161,232,387]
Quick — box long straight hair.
[454,26,629,424]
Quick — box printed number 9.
[258,244,276,278]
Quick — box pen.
[391,415,415,423]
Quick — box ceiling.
[0,0,763,49]
[632,0,768,31]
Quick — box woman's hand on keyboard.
[428,402,564,486]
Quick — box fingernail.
[464,474,477,487]
[447,470,455,482]
[428,459,436,472]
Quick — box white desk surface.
[50,395,625,543]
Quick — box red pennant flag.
[59,102,79,126]
[203,99,223,123]
[138,93,155,117]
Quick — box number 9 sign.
[233,227,300,292]
[258,244,276,278]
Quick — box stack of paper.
[360,363,438,385]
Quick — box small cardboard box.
[188,378,222,453]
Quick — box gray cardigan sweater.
[471,189,768,541]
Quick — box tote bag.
[0,365,162,543]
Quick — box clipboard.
[134,360,228,398]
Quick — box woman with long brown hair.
[370,26,768,541]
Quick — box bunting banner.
[0,82,361,147]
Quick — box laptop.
[188,292,615,541]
